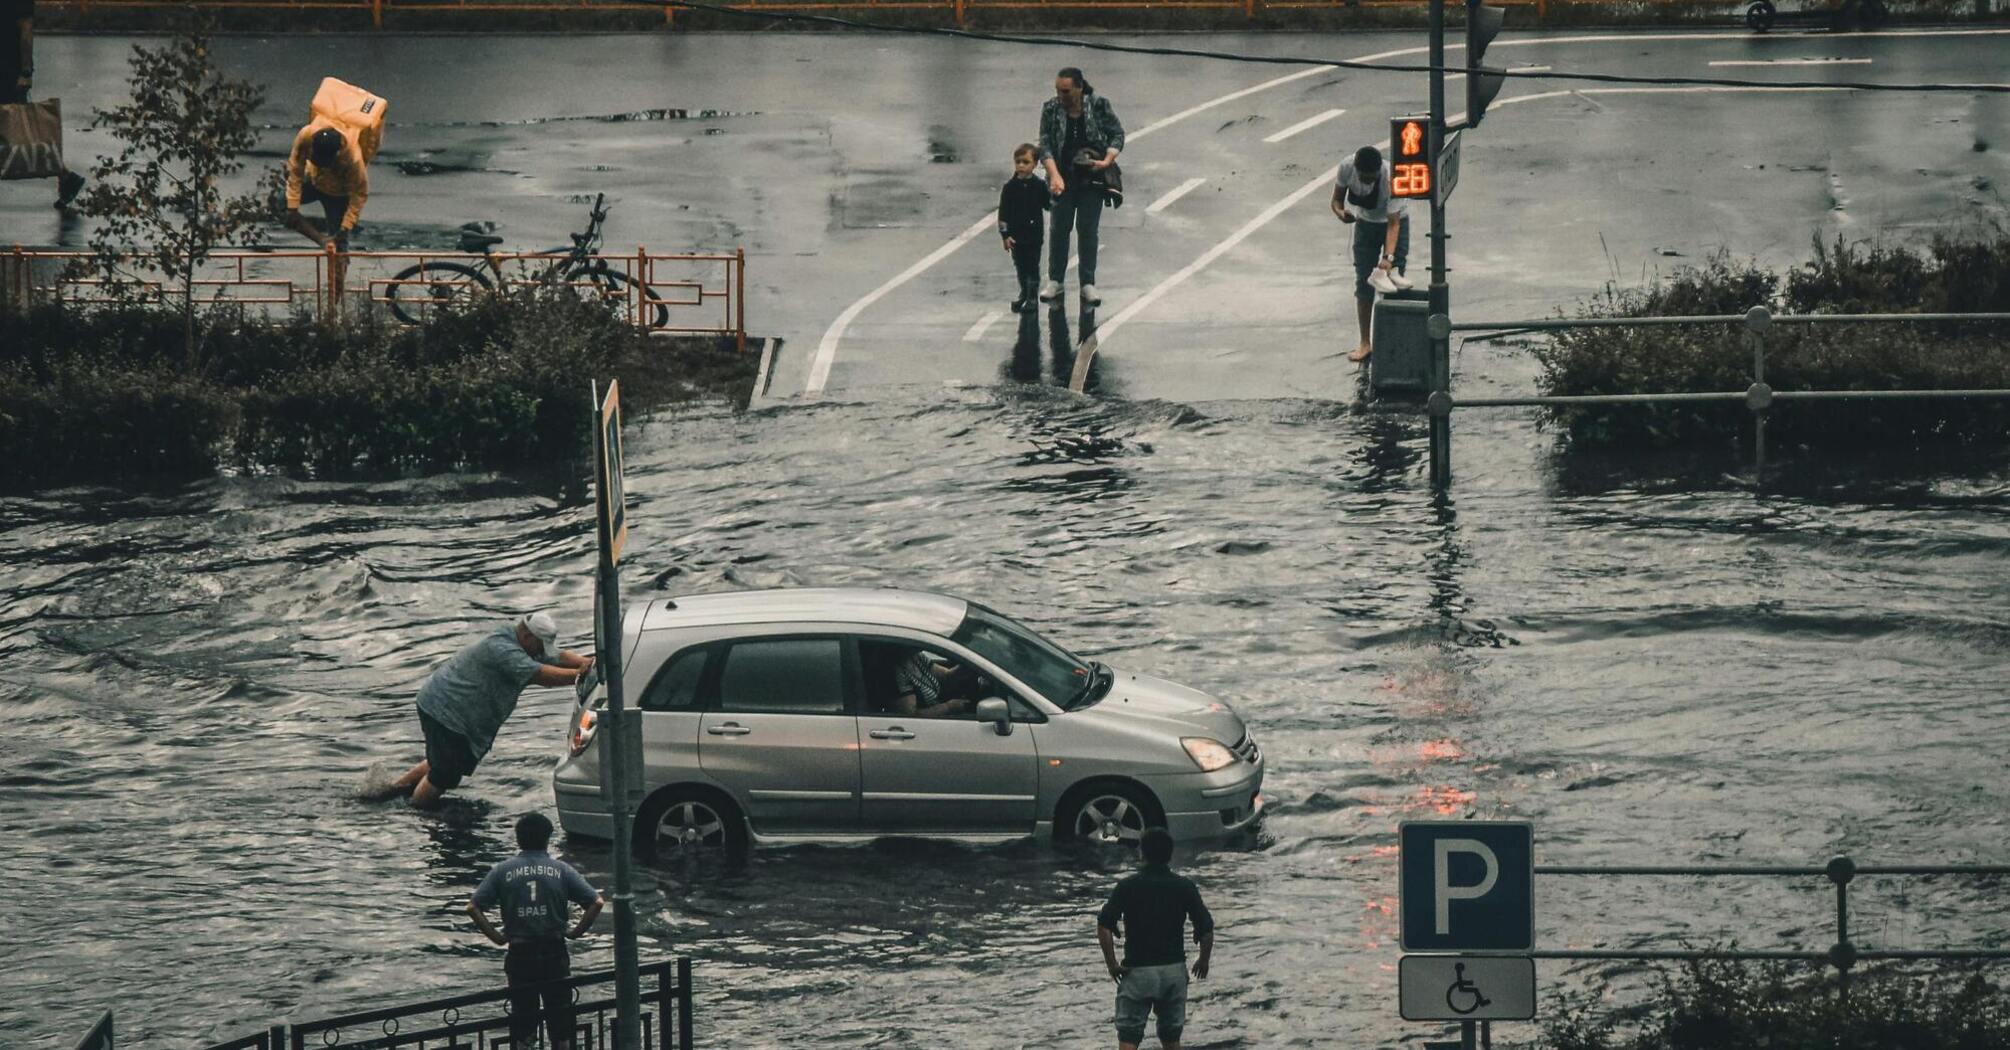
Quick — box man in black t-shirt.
[469,813,604,1050]
[1097,828,1214,1050]
[3,0,86,207]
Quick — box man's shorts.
[1114,962,1189,1046]
[418,709,478,790]
[1352,216,1412,302]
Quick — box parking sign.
[1399,821,1533,951]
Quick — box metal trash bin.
[1370,288,1433,399]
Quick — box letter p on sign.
[1399,821,1533,951]
[1434,838,1498,934]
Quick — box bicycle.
[383,193,669,327]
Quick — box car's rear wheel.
[1056,782,1164,847]
[636,788,749,863]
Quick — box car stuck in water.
[554,588,1264,857]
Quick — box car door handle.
[869,728,916,741]
[706,724,752,737]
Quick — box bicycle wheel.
[574,264,671,329]
[386,261,491,325]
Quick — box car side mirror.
[975,698,1011,735]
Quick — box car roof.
[640,587,970,636]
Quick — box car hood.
[1081,669,1247,744]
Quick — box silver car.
[553,588,1264,857]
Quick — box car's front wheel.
[636,787,749,863]
[1056,782,1164,847]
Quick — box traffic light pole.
[1427,0,1453,487]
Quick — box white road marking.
[1264,108,1348,144]
[963,309,1006,342]
[1147,178,1209,215]
[1710,58,1875,66]
[1074,84,1881,388]
[812,27,2010,396]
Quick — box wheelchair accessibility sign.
[1399,955,1536,1021]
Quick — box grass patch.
[0,289,757,488]
[1540,959,2010,1050]
[1527,234,2010,452]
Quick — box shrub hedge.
[1541,959,2010,1050]
[1527,234,2010,452]
[0,290,756,487]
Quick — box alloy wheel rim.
[1076,795,1144,844]
[656,801,727,853]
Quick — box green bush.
[1528,234,2010,451]
[0,287,755,487]
[1540,959,2010,1050]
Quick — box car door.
[697,635,861,834]
[855,638,1041,835]
[634,641,712,793]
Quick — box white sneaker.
[1389,269,1415,290]
[1039,280,1062,302]
[1081,284,1101,307]
[1367,268,1400,296]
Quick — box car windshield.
[950,604,1090,708]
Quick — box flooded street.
[7,388,2009,1047]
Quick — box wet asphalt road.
[4,28,2006,403]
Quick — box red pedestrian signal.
[1390,117,1433,200]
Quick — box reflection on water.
[5,389,2009,1048]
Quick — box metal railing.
[1420,306,2010,485]
[39,0,1702,27]
[1532,855,2010,1000]
[4,245,748,350]
[194,958,693,1050]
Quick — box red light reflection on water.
[1417,785,1477,814]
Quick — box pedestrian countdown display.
[1390,117,1434,200]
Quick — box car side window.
[639,646,710,712]
[714,638,847,715]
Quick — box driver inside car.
[891,648,985,718]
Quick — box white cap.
[519,611,560,654]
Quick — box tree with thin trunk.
[68,23,280,366]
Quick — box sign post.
[1399,821,1537,1046]
[592,379,643,1050]
[1436,130,1463,208]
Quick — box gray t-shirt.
[472,849,599,944]
[416,625,558,760]
[1334,160,1408,224]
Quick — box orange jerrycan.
[310,77,388,163]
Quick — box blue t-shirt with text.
[472,849,600,944]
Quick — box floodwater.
[6,383,2010,1047]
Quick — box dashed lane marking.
[1147,177,1209,215]
[1263,108,1348,144]
[963,309,1006,342]
[1072,84,1894,390]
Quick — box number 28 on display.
[1388,118,1433,200]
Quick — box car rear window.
[716,639,846,714]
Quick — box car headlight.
[1182,737,1236,773]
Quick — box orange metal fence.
[3,245,748,350]
[40,0,1590,27]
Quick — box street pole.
[1427,0,1454,488]
[599,560,642,1050]
[592,379,643,1050]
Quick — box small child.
[998,143,1052,313]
